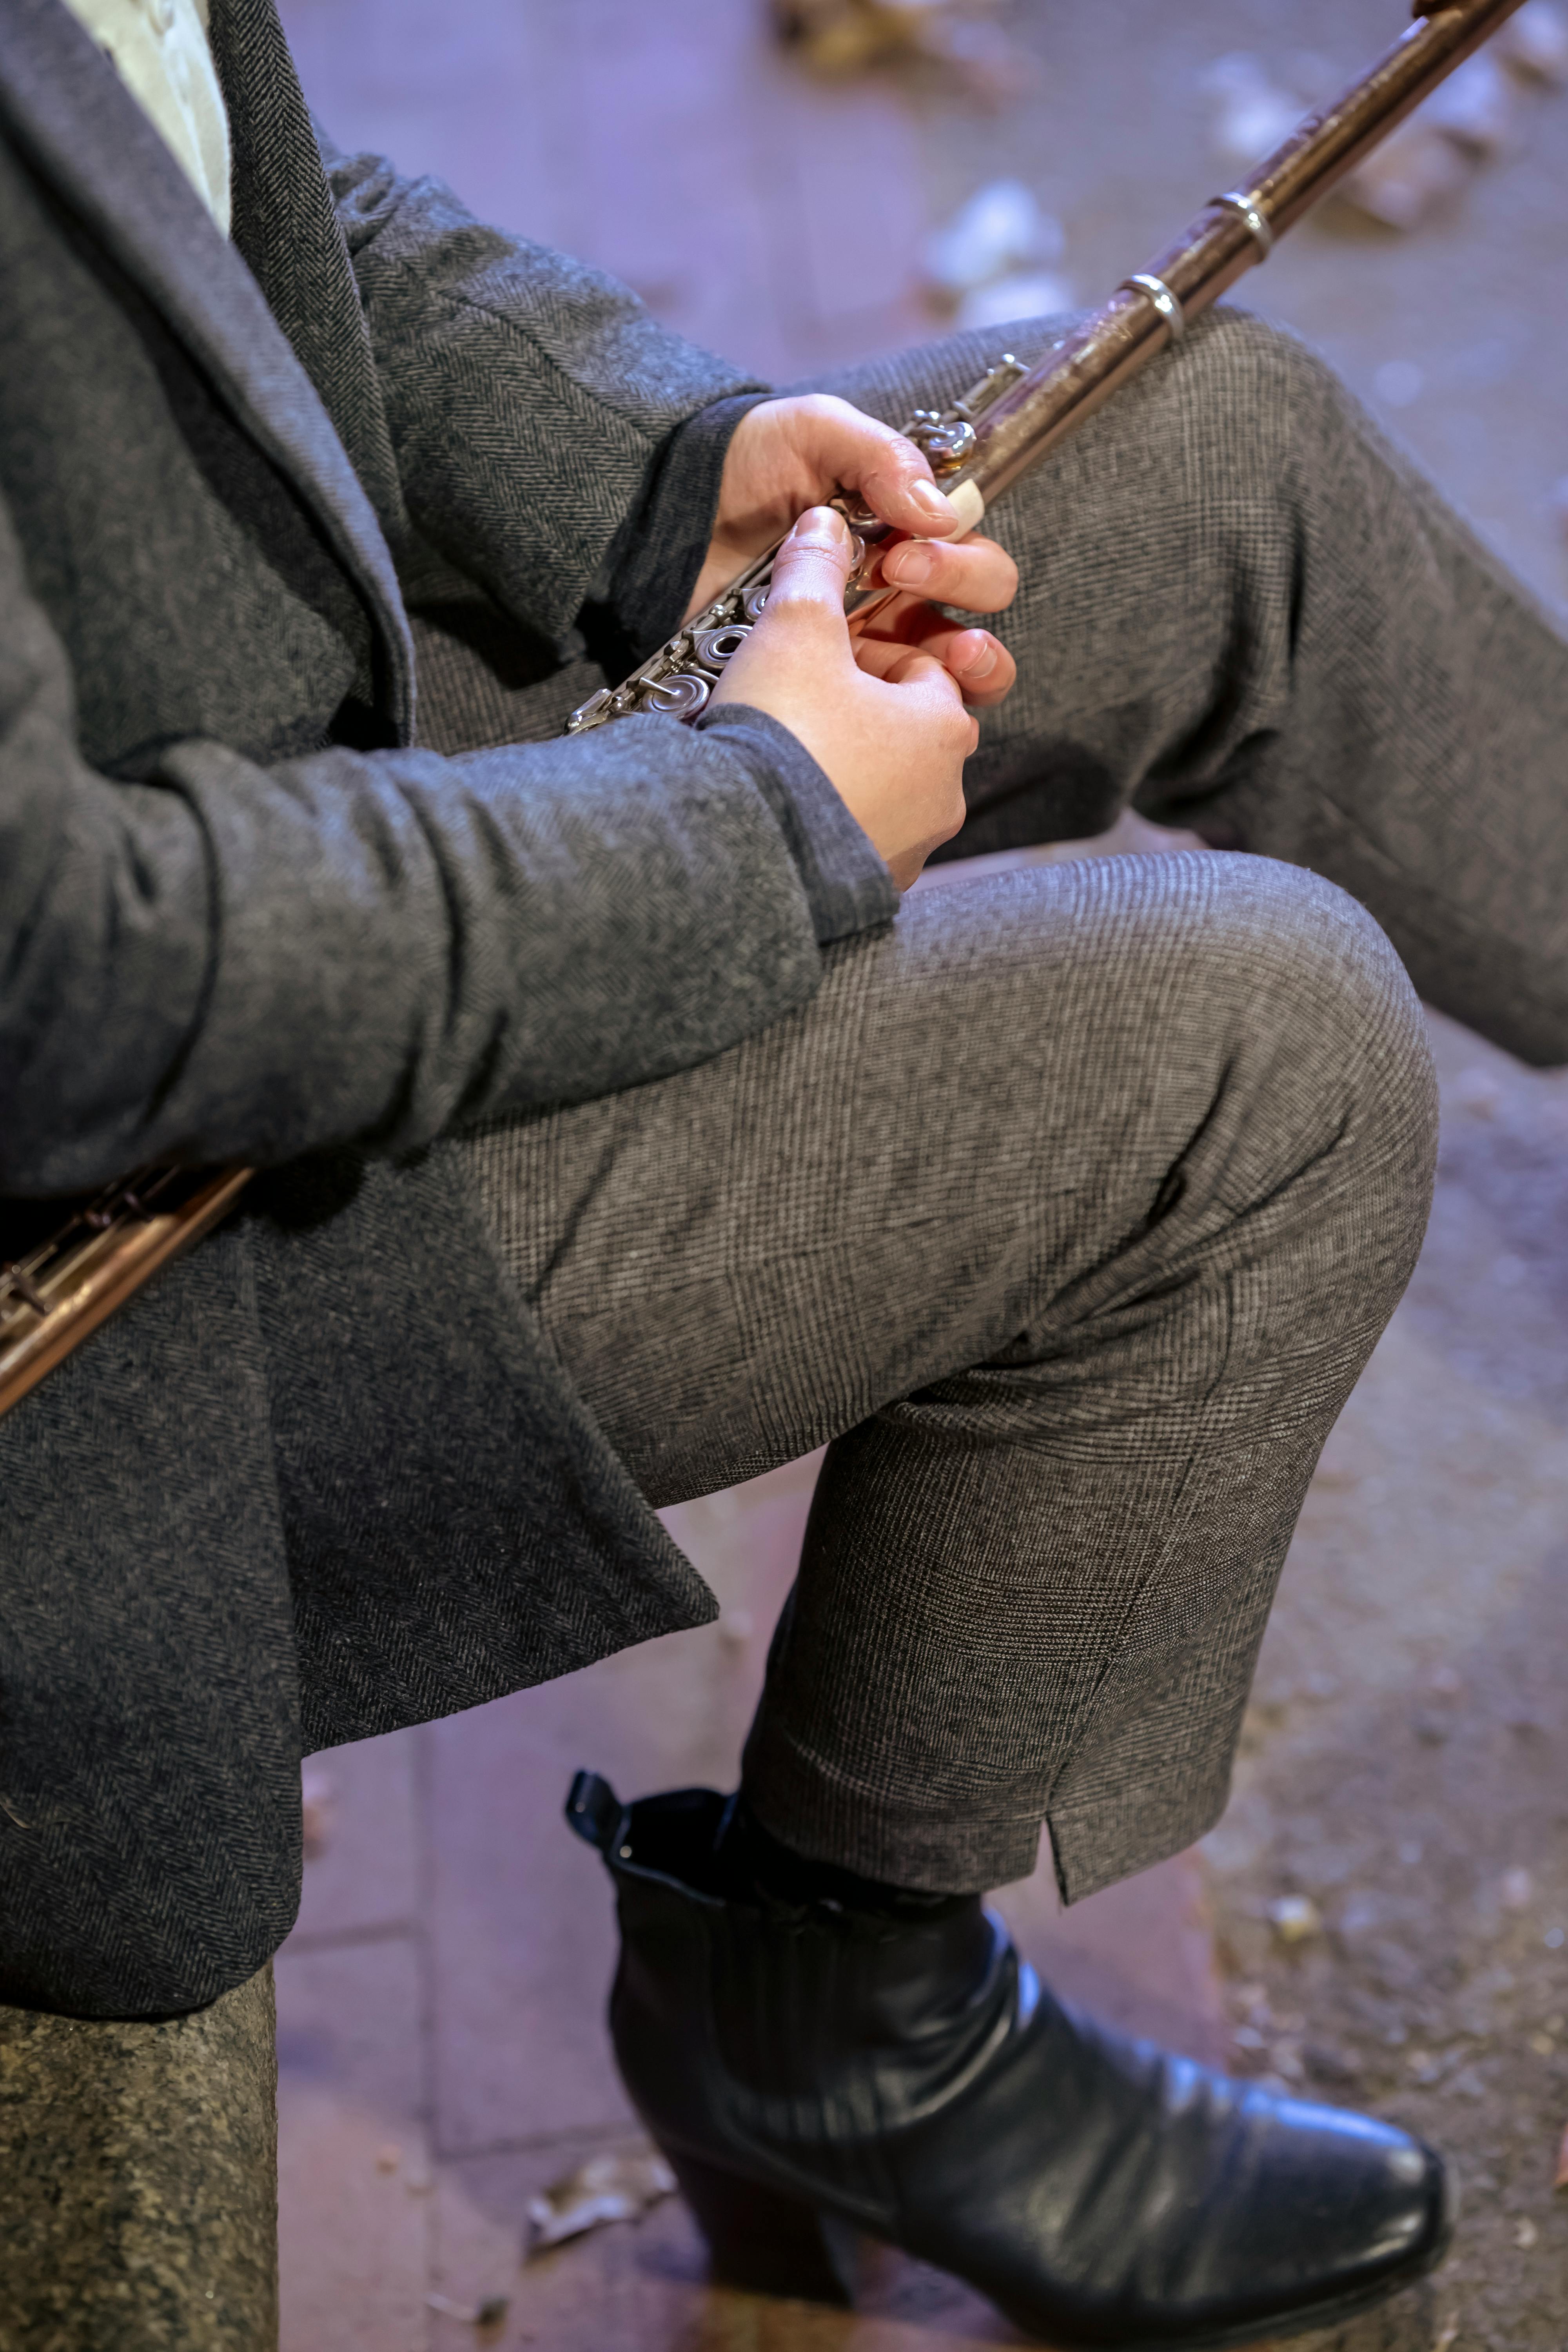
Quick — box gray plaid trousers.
[436,309,1566,1898]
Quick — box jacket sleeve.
[309,137,897,976]
[0,486,895,1198]
[317,134,769,651]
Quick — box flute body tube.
[953,0,1526,517]
[565,0,1528,730]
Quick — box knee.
[1174,853,1439,1253]
[1181,308,1352,475]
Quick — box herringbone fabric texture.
[0,0,857,2016]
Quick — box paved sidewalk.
[279,0,932,385]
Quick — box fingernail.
[789,506,848,547]
[955,638,998,678]
[883,543,935,587]
[910,480,956,529]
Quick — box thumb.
[760,506,856,626]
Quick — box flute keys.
[907,414,978,472]
[638,671,713,718]
[634,623,754,719]
[692,623,753,667]
[565,686,615,732]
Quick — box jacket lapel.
[0,0,414,738]
[207,0,408,543]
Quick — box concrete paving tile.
[433,2142,1028,2350]
[760,64,931,362]
[278,2086,435,2352]
[277,0,932,385]
[551,3,927,380]
[274,1931,429,2135]
[422,1665,741,2154]
[280,0,561,246]
[275,1937,434,2351]
[426,1683,634,2155]
[553,2,782,373]
[289,1726,421,1945]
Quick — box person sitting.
[3,0,1563,2339]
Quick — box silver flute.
[566,0,1526,742]
[564,357,1025,734]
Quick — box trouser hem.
[741,1730,1229,1904]
[740,1729,1049,1895]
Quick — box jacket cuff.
[595,393,774,659]
[695,705,898,946]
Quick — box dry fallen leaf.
[1499,0,1568,83]
[1268,1894,1323,1947]
[771,0,1020,94]
[1424,51,1518,157]
[526,2146,678,2253]
[1338,117,1470,231]
[428,2292,510,2327]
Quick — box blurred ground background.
[269,2,1568,2345]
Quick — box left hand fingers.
[872,531,1018,615]
[852,610,1017,708]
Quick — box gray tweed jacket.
[0,0,894,2014]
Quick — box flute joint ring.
[1122,272,1187,339]
[1213,190,1274,257]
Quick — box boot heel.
[660,2145,852,2305]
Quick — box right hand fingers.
[754,506,857,635]
[712,506,857,713]
[875,530,1018,614]
[854,611,1016,709]
[875,650,982,773]
[712,516,973,883]
[871,648,973,884]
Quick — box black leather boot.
[566,1773,1454,2350]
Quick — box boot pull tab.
[565,1769,625,1855]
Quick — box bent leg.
[816,310,1568,1066]
[458,849,1436,1895]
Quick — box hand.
[710,506,975,891]
[687,393,1019,710]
